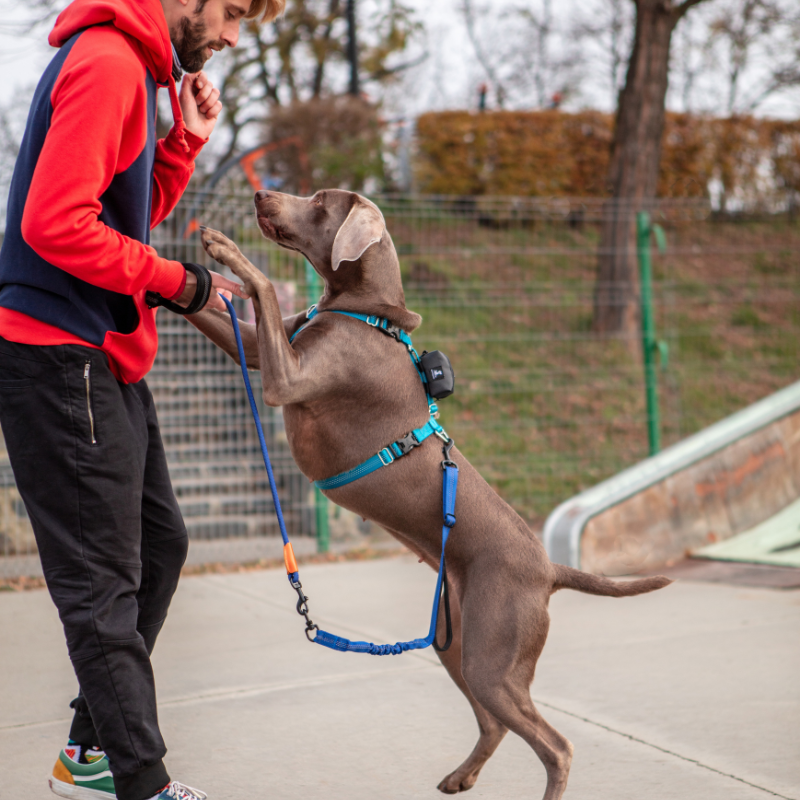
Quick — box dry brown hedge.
[415,111,800,203]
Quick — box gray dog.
[188,189,672,800]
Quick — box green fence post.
[304,258,330,553]
[637,211,662,456]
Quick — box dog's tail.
[552,564,672,597]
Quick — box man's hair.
[246,0,286,21]
[195,0,286,22]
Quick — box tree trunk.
[593,0,705,336]
[347,0,359,97]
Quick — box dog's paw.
[200,226,268,292]
[200,227,242,265]
[437,771,478,794]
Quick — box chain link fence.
[1,192,798,578]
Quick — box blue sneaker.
[49,746,115,798]
[152,783,207,800]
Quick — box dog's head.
[254,189,420,330]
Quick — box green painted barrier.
[636,212,668,457]
[305,258,330,553]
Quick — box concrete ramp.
[693,496,800,568]
[543,380,800,575]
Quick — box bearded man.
[0,1,284,799]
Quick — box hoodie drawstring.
[167,75,191,154]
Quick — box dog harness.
[222,295,457,656]
[290,305,451,490]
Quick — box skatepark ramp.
[543,380,800,575]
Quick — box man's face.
[173,0,250,72]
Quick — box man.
[0,1,284,799]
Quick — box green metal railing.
[637,211,668,456]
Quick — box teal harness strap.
[315,417,446,490]
[291,305,448,490]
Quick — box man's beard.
[174,14,225,73]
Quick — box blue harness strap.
[222,294,457,656]
[313,462,458,655]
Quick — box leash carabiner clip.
[441,437,457,470]
[292,579,319,643]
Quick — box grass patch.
[233,212,800,526]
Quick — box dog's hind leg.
[460,592,573,800]
[379,525,507,794]
[433,592,509,794]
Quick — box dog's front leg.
[187,308,260,369]
[201,227,334,407]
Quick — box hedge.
[414,111,800,203]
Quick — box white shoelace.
[164,781,208,800]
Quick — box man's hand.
[179,71,221,140]
[175,269,248,313]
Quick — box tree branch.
[674,0,712,21]
[460,0,508,107]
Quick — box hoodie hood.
[49,0,173,84]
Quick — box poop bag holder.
[420,350,455,399]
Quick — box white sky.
[0,1,798,115]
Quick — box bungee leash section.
[220,294,458,655]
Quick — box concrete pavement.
[1,554,798,800]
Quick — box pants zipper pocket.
[84,361,97,445]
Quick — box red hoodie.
[0,0,204,383]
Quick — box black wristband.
[145,262,213,315]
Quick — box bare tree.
[210,0,423,168]
[460,0,509,107]
[0,86,35,229]
[572,0,634,110]
[593,0,714,337]
[706,0,800,114]
[460,0,586,109]
[668,4,717,111]
[515,0,554,107]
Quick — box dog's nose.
[255,190,270,204]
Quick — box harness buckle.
[393,431,419,456]
[306,304,317,319]
[382,322,402,342]
[378,448,395,466]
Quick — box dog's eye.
[314,193,325,207]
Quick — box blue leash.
[220,294,458,655]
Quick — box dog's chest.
[280,344,430,481]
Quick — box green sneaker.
[152,782,207,800]
[49,746,116,799]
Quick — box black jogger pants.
[0,338,188,800]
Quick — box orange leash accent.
[283,542,298,575]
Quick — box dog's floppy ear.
[331,198,385,271]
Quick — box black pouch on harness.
[420,350,455,399]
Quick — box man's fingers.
[195,82,214,106]
[198,89,221,115]
[206,293,228,312]
[204,100,222,120]
[209,270,249,299]
[179,73,195,101]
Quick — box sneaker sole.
[49,776,116,800]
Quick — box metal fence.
[1,192,799,577]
